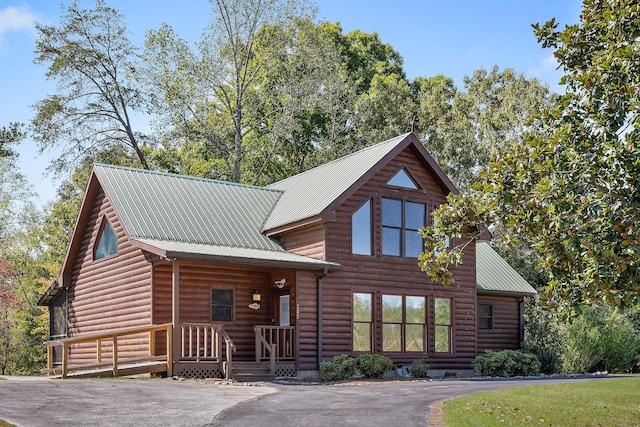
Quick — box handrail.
[254,326,277,376]
[46,323,173,379]
[220,327,236,380]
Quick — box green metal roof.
[95,164,285,252]
[263,133,413,231]
[476,241,537,296]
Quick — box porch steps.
[232,361,274,382]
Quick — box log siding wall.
[283,147,479,370]
[476,295,523,352]
[67,188,153,365]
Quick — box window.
[387,169,419,189]
[353,293,373,352]
[352,199,372,255]
[94,220,117,260]
[211,289,233,322]
[435,297,452,353]
[279,295,290,326]
[382,198,426,258]
[382,294,426,352]
[479,304,493,329]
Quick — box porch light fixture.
[251,290,262,302]
[273,278,286,289]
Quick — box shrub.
[472,350,541,377]
[522,297,562,374]
[559,305,640,374]
[408,359,429,378]
[319,354,356,382]
[356,354,393,379]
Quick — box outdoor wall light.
[252,290,262,302]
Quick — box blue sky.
[0,0,582,207]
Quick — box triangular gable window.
[387,169,420,189]
[94,220,117,260]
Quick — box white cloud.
[0,5,36,45]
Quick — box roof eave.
[164,250,342,271]
[476,288,538,297]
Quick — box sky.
[0,0,582,208]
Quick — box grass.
[443,378,640,426]
[0,420,16,427]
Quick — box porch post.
[172,259,180,367]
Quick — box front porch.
[44,323,297,381]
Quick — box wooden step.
[232,362,274,382]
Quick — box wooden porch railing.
[254,326,295,375]
[180,323,236,380]
[45,323,173,379]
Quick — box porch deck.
[44,323,295,380]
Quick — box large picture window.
[382,198,426,258]
[435,297,452,353]
[351,199,372,255]
[353,293,373,352]
[94,220,117,260]
[211,289,233,322]
[382,294,426,352]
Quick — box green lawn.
[443,378,640,426]
[0,421,16,427]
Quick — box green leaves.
[421,0,640,312]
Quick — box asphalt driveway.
[0,375,612,426]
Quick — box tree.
[419,0,640,312]
[0,122,25,158]
[416,66,554,190]
[32,0,150,174]
[143,0,324,184]
[0,157,47,374]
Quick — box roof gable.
[94,165,284,252]
[263,132,457,232]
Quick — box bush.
[560,305,640,374]
[473,350,541,377]
[522,297,562,374]
[408,359,430,378]
[355,354,393,379]
[319,354,356,382]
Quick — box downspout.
[317,267,329,369]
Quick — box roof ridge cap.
[94,163,283,194]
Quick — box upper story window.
[387,168,420,189]
[382,198,426,258]
[94,220,117,260]
[351,199,372,255]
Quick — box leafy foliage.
[559,305,640,374]
[0,123,25,158]
[32,0,150,174]
[522,297,562,374]
[472,350,541,377]
[419,0,640,311]
[408,358,430,378]
[355,353,393,379]
[319,354,356,382]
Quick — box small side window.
[94,220,117,260]
[212,289,233,322]
[479,304,493,329]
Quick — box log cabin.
[38,132,536,380]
